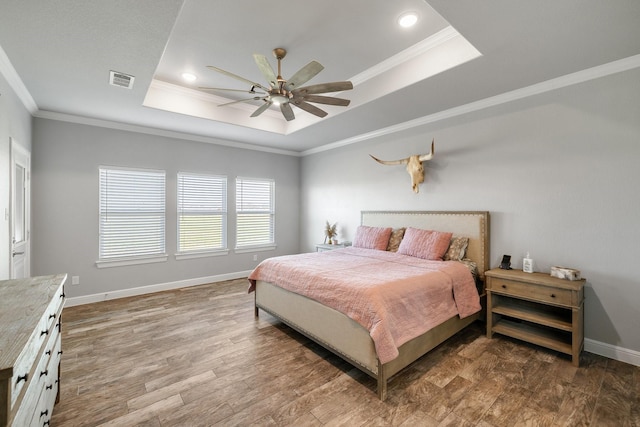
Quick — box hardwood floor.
[52,279,639,426]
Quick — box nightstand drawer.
[489,277,572,306]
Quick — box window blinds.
[235,177,274,248]
[178,172,227,252]
[99,167,166,259]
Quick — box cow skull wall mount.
[370,139,435,193]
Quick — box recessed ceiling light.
[398,12,418,28]
[181,72,197,82]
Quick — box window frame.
[176,172,229,260]
[235,176,276,253]
[96,166,167,268]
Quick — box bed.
[249,210,490,400]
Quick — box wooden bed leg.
[254,292,259,317]
[377,361,388,401]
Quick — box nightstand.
[485,268,585,366]
[316,243,346,252]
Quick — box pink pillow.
[352,226,392,250]
[397,227,453,261]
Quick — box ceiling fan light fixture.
[271,94,288,105]
[398,12,418,28]
[206,47,352,121]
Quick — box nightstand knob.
[550,294,556,298]
[501,285,507,289]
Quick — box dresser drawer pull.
[16,374,28,384]
[44,420,51,426]
[40,409,48,417]
[40,369,49,377]
[46,350,52,356]
[41,329,49,336]
[49,313,55,320]
[46,384,53,390]
[60,293,65,298]
[58,350,64,356]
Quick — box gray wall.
[301,68,640,355]
[31,119,300,298]
[0,70,32,279]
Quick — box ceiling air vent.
[109,70,135,89]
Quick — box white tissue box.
[550,266,581,281]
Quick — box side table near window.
[485,268,585,366]
[316,243,347,252]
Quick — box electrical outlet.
[71,276,80,285]
[253,254,258,261]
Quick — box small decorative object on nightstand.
[523,252,534,273]
[485,268,585,366]
[324,221,337,245]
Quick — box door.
[10,139,30,279]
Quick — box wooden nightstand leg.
[571,306,582,367]
[486,291,494,338]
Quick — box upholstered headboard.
[361,211,490,279]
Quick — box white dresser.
[0,274,66,427]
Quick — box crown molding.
[33,110,301,157]
[0,44,38,113]
[302,53,640,156]
[350,26,460,86]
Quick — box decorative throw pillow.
[444,236,469,261]
[386,227,406,252]
[397,227,453,261]
[352,226,393,250]
[460,258,478,279]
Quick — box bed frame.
[254,211,490,400]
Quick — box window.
[177,172,227,254]
[98,167,166,266]
[235,177,275,250]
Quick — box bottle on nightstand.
[523,252,534,273]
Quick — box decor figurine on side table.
[324,221,337,245]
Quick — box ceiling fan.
[200,48,353,121]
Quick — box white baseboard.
[585,338,640,367]
[64,270,254,307]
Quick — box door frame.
[10,138,31,279]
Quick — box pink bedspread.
[248,247,481,364]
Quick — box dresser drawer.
[11,286,64,409]
[11,315,61,427]
[26,335,61,427]
[488,277,572,306]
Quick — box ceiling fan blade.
[286,61,324,90]
[250,101,273,117]
[292,81,353,95]
[218,96,264,107]
[291,99,328,118]
[298,94,350,106]
[199,86,266,95]
[280,103,295,121]
[253,54,278,89]
[206,65,270,92]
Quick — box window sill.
[96,254,168,269]
[234,245,277,254]
[175,249,229,260]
